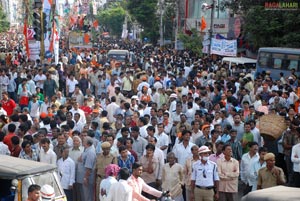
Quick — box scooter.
[157,190,174,201]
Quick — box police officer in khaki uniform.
[95,142,117,201]
[257,152,286,189]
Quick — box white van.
[107,49,130,62]
[222,57,257,69]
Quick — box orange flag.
[70,16,76,25]
[83,33,90,44]
[23,22,30,58]
[93,20,98,28]
[201,16,207,31]
[49,21,57,52]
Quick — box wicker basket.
[259,114,287,141]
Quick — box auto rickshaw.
[0,155,66,201]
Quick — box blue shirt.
[117,154,135,173]
[82,146,96,184]
[221,134,231,143]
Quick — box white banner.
[210,38,237,56]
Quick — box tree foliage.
[127,0,159,43]
[244,6,300,48]
[178,28,203,56]
[0,6,10,32]
[97,4,126,37]
[223,0,300,49]
[163,3,176,40]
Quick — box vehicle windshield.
[21,171,64,201]
[108,54,127,61]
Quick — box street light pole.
[159,0,164,47]
[174,0,179,50]
[208,0,215,55]
[40,7,45,61]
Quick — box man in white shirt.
[249,147,267,191]
[155,123,170,159]
[29,95,40,119]
[66,74,78,97]
[27,75,36,95]
[291,142,300,187]
[0,70,9,98]
[169,94,177,114]
[0,103,7,116]
[105,167,132,201]
[39,138,57,165]
[0,132,10,155]
[106,96,120,123]
[190,121,203,144]
[57,146,75,201]
[186,102,195,124]
[139,117,148,138]
[240,142,259,195]
[249,120,262,147]
[173,130,195,166]
[100,164,119,201]
[70,102,86,125]
[73,113,84,133]
[34,69,46,91]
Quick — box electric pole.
[159,0,164,47]
[33,0,46,61]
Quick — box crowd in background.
[0,41,300,201]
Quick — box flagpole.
[208,0,215,55]
[24,0,30,59]
[40,3,45,61]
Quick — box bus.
[256,47,300,80]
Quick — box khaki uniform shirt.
[96,153,117,178]
[257,166,286,189]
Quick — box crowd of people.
[0,41,300,201]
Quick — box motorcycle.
[157,190,174,201]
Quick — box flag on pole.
[70,16,76,25]
[23,22,30,58]
[83,33,90,44]
[49,21,58,52]
[201,16,207,31]
[93,20,98,28]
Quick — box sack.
[259,114,287,140]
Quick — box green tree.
[244,6,300,48]
[222,0,300,49]
[127,0,159,43]
[97,4,126,37]
[0,6,10,32]
[163,3,176,40]
[178,28,203,56]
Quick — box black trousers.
[293,172,300,187]
[64,189,73,201]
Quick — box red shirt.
[80,105,92,116]
[1,99,16,116]
[129,149,138,162]
[3,133,17,152]
[11,145,21,157]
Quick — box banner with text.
[210,38,237,56]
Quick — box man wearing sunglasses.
[190,145,220,201]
